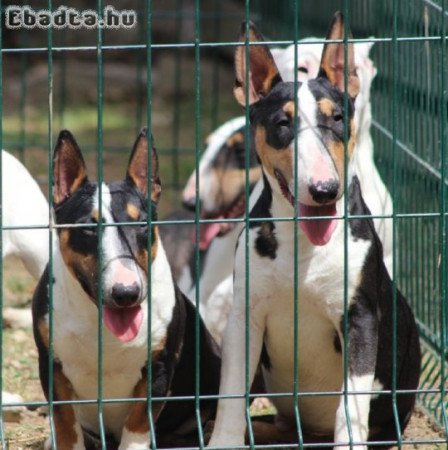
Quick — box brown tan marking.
[254,127,293,182]
[124,374,150,435]
[226,131,244,148]
[151,226,158,263]
[234,24,281,106]
[53,131,88,205]
[283,101,296,118]
[326,118,356,188]
[134,225,157,272]
[127,203,140,221]
[38,319,49,349]
[319,12,360,98]
[128,131,161,204]
[318,98,335,117]
[208,166,262,212]
[58,229,97,293]
[125,338,168,436]
[53,362,80,448]
[91,209,99,224]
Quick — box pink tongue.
[103,306,143,343]
[299,203,338,246]
[197,220,223,250]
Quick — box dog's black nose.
[182,197,200,212]
[308,180,339,204]
[111,282,140,307]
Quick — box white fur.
[291,82,340,205]
[334,374,374,450]
[209,175,373,448]
[2,150,49,279]
[50,183,175,445]
[118,429,150,450]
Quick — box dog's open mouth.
[103,305,143,343]
[195,195,246,250]
[274,169,338,246]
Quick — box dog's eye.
[82,216,104,236]
[83,224,98,236]
[138,219,149,233]
[298,66,308,74]
[333,113,343,122]
[276,117,290,128]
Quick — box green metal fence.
[0,0,447,448]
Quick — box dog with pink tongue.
[32,128,221,449]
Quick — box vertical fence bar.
[342,1,354,447]
[171,0,183,197]
[438,0,448,436]
[194,1,205,447]
[96,1,106,448]
[292,1,304,448]
[18,29,27,161]
[243,1,255,447]
[46,0,56,447]
[135,3,146,136]
[0,0,5,445]
[145,1,158,448]
[391,0,402,445]
[210,0,222,131]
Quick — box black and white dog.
[209,13,420,449]
[32,129,221,449]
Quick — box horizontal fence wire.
[0,0,447,448]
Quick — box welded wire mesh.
[0,0,446,449]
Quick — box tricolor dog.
[32,129,221,449]
[181,37,392,344]
[209,13,420,449]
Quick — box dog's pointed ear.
[318,11,360,98]
[234,21,282,106]
[53,130,87,205]
[127,128,161,203]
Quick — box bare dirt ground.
[1,257,446,449]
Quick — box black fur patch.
[250,82,297,150]
[343,174,421,441]
[333,332,342,354]
[348,176,375,242]
[255,222,277,259]
[260,343,271,370]
[307,77,355,141]
[249,173,273,228]
[211,125,258,172]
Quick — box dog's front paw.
[118,429,150,450]
[208,434,244,449]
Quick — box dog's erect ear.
[127,128,161,203]
[234,21,282,106]
[53,130,87,205]
[318,11,360,98]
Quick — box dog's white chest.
[248,223,371,433]
[52,296,149,440]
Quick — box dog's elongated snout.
[182,175,198,211]
[308,179,339,204]
[111,282,141,307]
[182,196,200,212]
